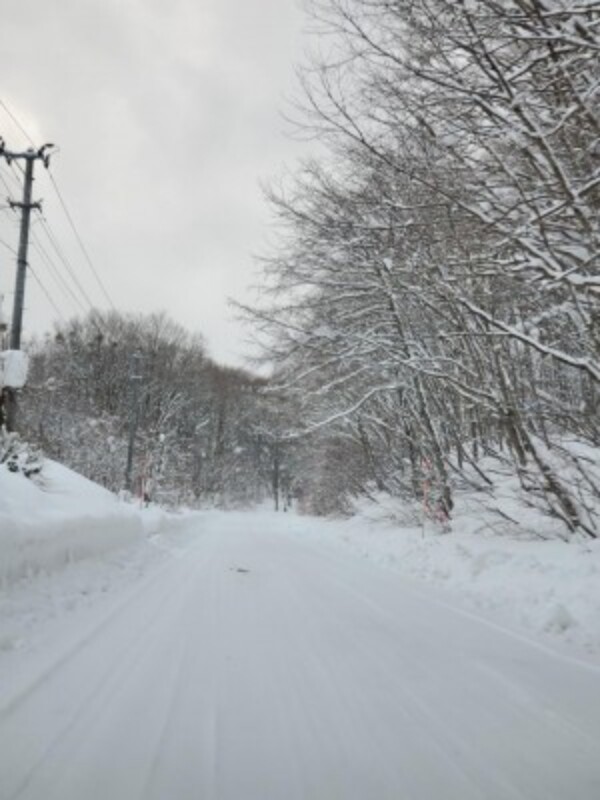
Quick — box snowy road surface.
[2,512,600,799]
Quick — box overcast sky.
[0,0,309,366]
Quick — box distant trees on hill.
[21,311,284,508]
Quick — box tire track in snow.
[0,534,208,720]
[1,540,210,800]
[2,517,600,799]
[140,550,222,800]
[276,536,600,798]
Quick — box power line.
[6,174,110,330]
[5,229,103,333]
[2,226,69,321]
[0,98,35,147]
[0,238,67,338]
[0,235,17,255]
[36,212,98,311]
[46,169,115,310]
[0,101,114,307]
[0,101,113,343]
[34,216,111,339]
[9,159,25,178]
[30,234,88,315]
[0,162,18,196]
[28,262,66,321]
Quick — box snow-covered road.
[2,512,600,799]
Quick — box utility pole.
[124,352,143,494]
[10,154,38,350]
[0,295,7,349]
[0,295,7,428]
[0,139,54,431]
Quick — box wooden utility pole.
[125,353,143,493]
[10,154,38,350]
[0,139,53,431]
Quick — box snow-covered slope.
[0,460,144,586]
[280,499,600,654]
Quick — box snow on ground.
[2,456,600,797]
[0,460,199,655]
[279,491,600,657]
[2,455,600,661]
[0,459,197,587]
[0,460,143,586]
[2,512,600,800]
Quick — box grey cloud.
[0,0,308,364]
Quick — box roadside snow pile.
[284,489,600,654]
[0,460,143,586]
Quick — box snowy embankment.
[0,460,188,587]
[3,456,599,657]
[283,491,600,656]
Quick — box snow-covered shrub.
[0,430,43,478]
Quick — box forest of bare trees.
[240,0,600,535]
[16,311,281,508]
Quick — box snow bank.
[0,460,143,586]
[283,493,600,654]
